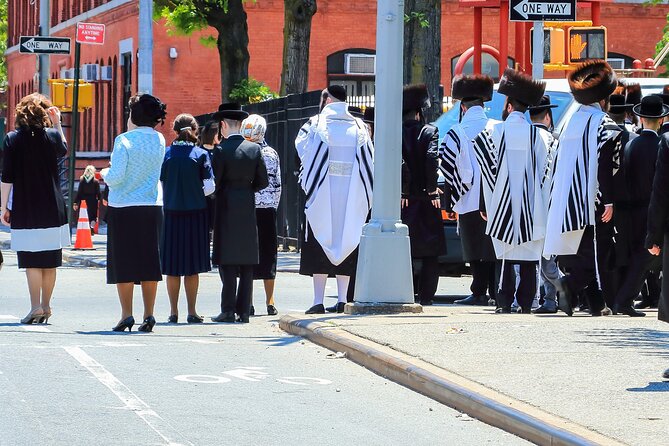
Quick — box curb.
[279,315,626,446]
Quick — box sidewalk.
[0,228,301,272]
[280,306,669,446]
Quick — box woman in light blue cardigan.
[102,94,167,333]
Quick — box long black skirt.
[459,211,497,262]
[107,206,163,284]
[161,209,211,277]
[17,249,62,269]
[254,207,278,280]
[299,225,358,277]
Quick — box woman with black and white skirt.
[241,115,281,316]
[101,94,167,333]
[160,114,214,324]
[0,94,70,324]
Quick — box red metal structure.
[456,0,609,77]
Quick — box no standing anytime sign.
[76,22,106,45]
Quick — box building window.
[327,49,375,98]
[607,52,635,70]
[450,53,515,82]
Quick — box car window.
[434,91,573,141]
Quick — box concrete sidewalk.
[281,306,669,446]
[0,228,301,272]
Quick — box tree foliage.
[0,0,7,88]
[230,78,278,104]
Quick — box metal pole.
[473,8,483,74]
[68,43,81,219]
[499,2,509,78]
[138,0,153,94]
[38,0,50,94]
[532,21,544,79]
[351,0,415,308]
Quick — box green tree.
[155,0,250,101]
[0,0,7,88]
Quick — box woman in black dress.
[161,114,214,324]
[74,165,101,235]
[0,94,70,324]
[197,120,220,234]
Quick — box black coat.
[75,178,101,222]
[612,128,638,266]
[400,120,446,258]
[212,135,268,266]
[659,122,669,136]
[646,133,669,323]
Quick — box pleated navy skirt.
[161,208,211,276]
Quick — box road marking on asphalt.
[276,377,332,386]
[0,315,19,320]
[64,346,193,446]
[174,367,333,387]
[21,325,51,333]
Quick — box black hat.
[528,95,558,116]
[608,94,633,114]
[213,102,249,121]
[363,107,375,124]
[452,74,494,102]
[326,85,347,102]
[348,106,364,119]
[664,84,669,96]
[568,61,617,105]
[498,68,545,106]
[625,83,642,106]
[403,84,431,113]
[632,95,669,119]
[654,93,669,107]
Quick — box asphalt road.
[0,251,527,446]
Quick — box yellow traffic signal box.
[48,79,94,111]
[531,27,565,65]
[568,26,607,63]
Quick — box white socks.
[336,275,350,303]
[312,274,350,306]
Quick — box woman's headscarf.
[241,114,267,144]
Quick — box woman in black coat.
[646,132,669,379]
[74,165,101,234]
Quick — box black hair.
[461,98,484,109]
[129,94,167,128]
[507,98,528,113]
[198,120,219,146]
[529,109,549,123]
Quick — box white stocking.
[336,275,350,303]
[312,274,327,306]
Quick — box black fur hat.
[452,74,494,102]
[625,83,642,106]
[403,84,431,113]
[568,61,617,105]
[497,68,545,106]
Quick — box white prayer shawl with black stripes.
[543,105,620,256]
[295,102,374,265]
[534,124,560,215]
[439,105,496,215]
[473,111,549,261]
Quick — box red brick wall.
[6,0,669,151]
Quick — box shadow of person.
[627,381,669,392]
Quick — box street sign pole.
[348,0,419,314]
[68,42,81,219]
[38,0,50,94]
[532,21,545,79]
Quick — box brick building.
[5,0,669,152]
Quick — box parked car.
[432,77,669,277]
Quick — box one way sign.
[510,0,576,21]
[19,36,72,54]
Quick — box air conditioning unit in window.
[81,64,100,82]
[60,67,74,79]
[344,54,376,75]
[607,58,625,70]
[99,66,113,82]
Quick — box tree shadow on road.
[575,327,669,358]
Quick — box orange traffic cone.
[74,201,94,250]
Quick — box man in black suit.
[211,103,269,323]
[656,91,669,136]
[614,95,669,316]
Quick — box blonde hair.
[80,165,96,181]
[15,93,53,130]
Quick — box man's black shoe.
[305,304,325,314]
[454,294,486,306]
[663,368,669,380]
[420,299,434,306]
[616,306,646,317]
[533,305,558,314]
[634,300,657,309]
[494,307,512,314]
[326,302,345,313]
[236,313,250,323]
[212,312,236,323]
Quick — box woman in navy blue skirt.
[160,114,214,323]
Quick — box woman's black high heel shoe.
[137,316,156,332]
[112,316,135,332]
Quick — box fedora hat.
[213,102,249,121]
[608,94,633,114]
[528,95,558,116]
[632,95,669,119]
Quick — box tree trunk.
[403,0,442,122]
[280,0,317,96]
[212,0,250,102]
